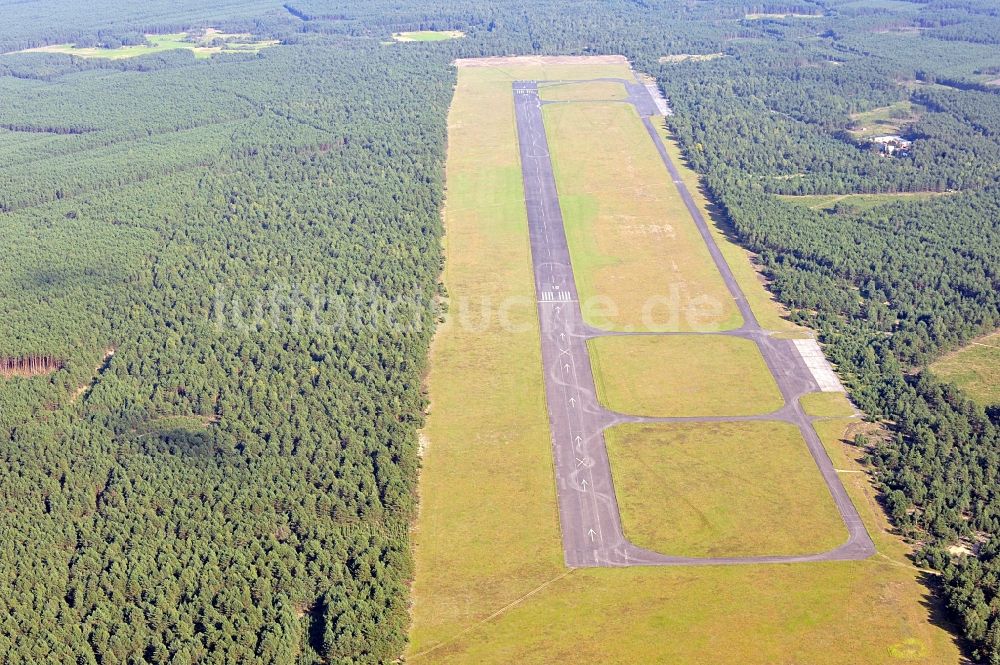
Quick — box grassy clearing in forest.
[745,12,821,18]
[930,330,1000,406]
[392,30,464,42]
[15,29,277,59]
[605,421,847,556]
[777,191,950,213]
[847,100,923,138]
[409,56,962,665]
[544,100,741,332]
[659,53,725,63]
[588,335,782,417]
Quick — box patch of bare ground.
[294,601,315,619]
[455,55,628,68]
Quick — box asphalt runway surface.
[513,79,875,567]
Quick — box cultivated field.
[544,99,742,332]
[588,335,783,416]
[930,330,1000,406]
[606,421,847,556]
[409,56,962,664]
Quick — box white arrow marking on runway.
[563,363,570,372]
[569,397,576,407]
[574,435,583,445]
[554,306,561,315]
[588,529,597,542]
[559,333,566,342]
[581,479,589,490]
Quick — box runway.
[512,78,875,567]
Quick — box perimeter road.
[513,78,875,567]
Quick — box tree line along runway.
[512,77,876,567]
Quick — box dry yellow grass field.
[930,329,1000,406]
[408,57,962,664]
[606,421,847,556]
[800,391,859,417]
[544,99,742,332]
[589,334,783,416]
[655,127,809,335]
[409,57,632,656]
[538,80,629,101]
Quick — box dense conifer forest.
[1,0,998,661]
[0,5,450,661]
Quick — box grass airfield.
[408,56,962,664]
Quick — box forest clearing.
[408,55,960,664]
[2,1,998,661]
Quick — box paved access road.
[513,79,875,567]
